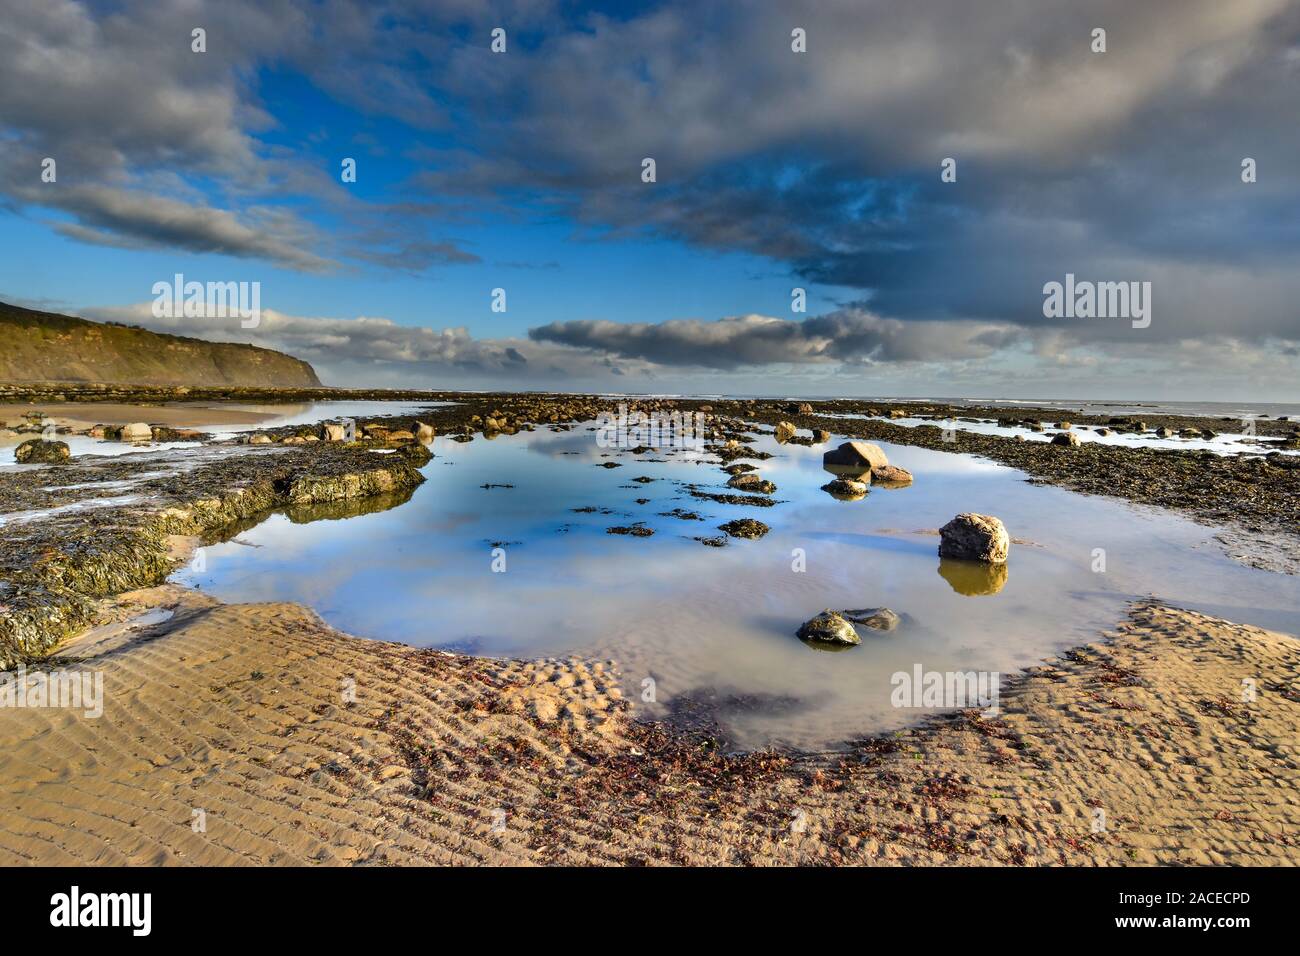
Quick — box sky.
[1,0,1298,399]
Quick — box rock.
[774,421,797,443]
[718,518,769,539]
[1028,422,1045,432]
[1051,431,1080,446]
[726,473,777,495]
[821,478,869,500]
[248,434,273,445]
[387,430,415,442]
[120,421,152,442]
[322,423,348,442]
[822,440,889,471]
[811,429,830,444]
[938,513,1009,564]
[282,436,306,445]
[1096,428,1111,437]
[843,607,900,632]
[88,425,107,438]
[1156,426,1173,438]
[796,610,860,647]
[414,421,435,443]
[1054,421,1072,429]
[14,438,70,464]
[889,409,907,418]
[871,464,913,485]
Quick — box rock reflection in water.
[936,557,1009,596]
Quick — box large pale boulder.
[414,421,435,443]
[322,423,348,442]
[120,422,152,442]
[774,421,797,443]
[938,513,1010,564]
[823,441,889,471]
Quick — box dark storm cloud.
[531,310,1023,370]
[431,0,1300,351]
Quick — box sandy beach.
[1,582,1294,866]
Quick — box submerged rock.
[938,513,1010,564]
[14,439,70,464]
[718,518,770,540]
[821,477,869,500]
[843,607,901,632]
[823,440,889,471]
[796,610,860,647]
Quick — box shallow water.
[172,425,1300,750]
[826,413,1299,457]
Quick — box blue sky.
[2,0,1298,399]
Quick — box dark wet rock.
[631,475,657,483]
[1156,426,1174,438]
[607,525,654,537]
[597,461,622,468]
[718,518,769,539]
[693,535,727,547]
[820,478,869,500]
[689,489,777,507]
[811,429,831,444]
[843,607,901,631]
[726,473,777,495]
[871,464,913,486]
[1051,431,1080,447]
[796,610,860,647]
[659,508,703,520]
[823,440,889,471]
[14,439,70,464]
[938,513,1010,564]
[723,463,758,475]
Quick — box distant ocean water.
[596,393,1300,421]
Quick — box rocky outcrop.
[14,439,70,464]
[726,473,777,495]
[718,518,769,539]
[871,464,913,485]
[796,610,860,647]
[938,513,1010,564]
[821,478,869,499]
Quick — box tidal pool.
[172,424,1300,750]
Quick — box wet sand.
[0,588,1294,866]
